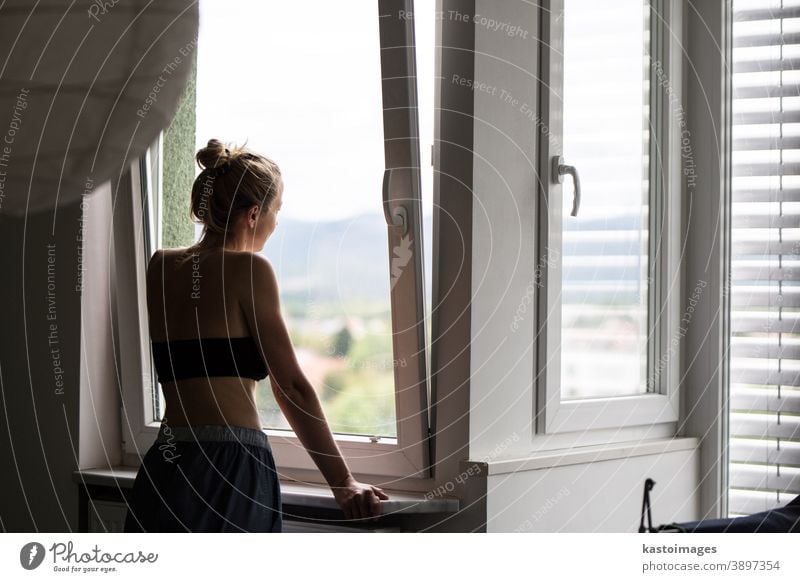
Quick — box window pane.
[141,138,165,422]
[195,0,396,436]
[560,0,650,399]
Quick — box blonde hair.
[178,138,281,262]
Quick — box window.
[728,0,800,516]
[140,135,163,420]
[118,131,176,453]
[126,0,436,479]
[536,0,681,432]
[116,143,162,455]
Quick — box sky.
[195,0,435,223]
[193,0,646,224]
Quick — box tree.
[331,325,353,358]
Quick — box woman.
[124,139,389,532]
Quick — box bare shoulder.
[228,252,279,300]
[147,247,186,273]
[249,252,276,279]
[150,247,193,263]
[225,251,275,277]
[150,247,166,260]
[147,248,166,275]
[151,247,200,267]
[146,248,198,284]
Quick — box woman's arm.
[239,253,388,520]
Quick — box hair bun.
[196,138,230,171]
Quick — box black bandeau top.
[151,336,269,383]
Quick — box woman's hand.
[331,476,389,523]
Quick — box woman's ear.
[248,204,259,228]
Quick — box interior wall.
[487,448,700,532]
[0,200,83,531]
[78,181,121,471]
[681,0,729,520]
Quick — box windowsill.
[72,467,460,515]
[479,437,699,476]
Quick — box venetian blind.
[729,0,800,516]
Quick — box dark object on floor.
[639,478,800,533]
[638,478,657,532]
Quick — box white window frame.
[117,142,162,458]
[118,0,436,485]
[535,0,684,434]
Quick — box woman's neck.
[194,233,253,253]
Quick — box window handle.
[382,168,408,235]
[551,156,581,217]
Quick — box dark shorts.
[123,424,282,533]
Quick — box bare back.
[147,247,265,429]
